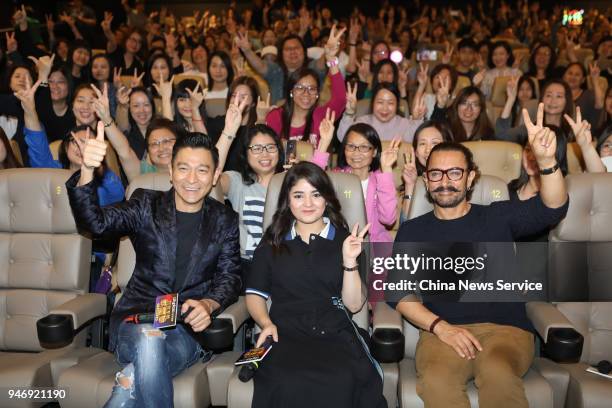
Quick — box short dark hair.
[238,124,285,185]
[338,123,382,172]
[412,120,454,174]
[488,41,514,69]
[426,142,480,201]
[145,117,179,144]
[457,38,477,51]
[370,82,401,115]
[171,132,219,170]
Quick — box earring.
[290,92,293,98]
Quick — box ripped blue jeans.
[103,322,203,408]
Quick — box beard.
[427,185,469,208]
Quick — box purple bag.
[94,265,113,294]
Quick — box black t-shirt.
[175,209,203,292]
[394,195,568,331]
[207,115,247,173]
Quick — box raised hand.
[256,93,273,122]
[5,32,18,54]
[234,31,251,51]
[318,107,336,151]
[398,65,410,94]
[223,96,250,136]
[186,82,206,110]
[28,54,55,83]
[380,137,401,172]
[348,17,361,44]
[435,74,451,108]
[116,86,131,106]
[564,106,593,147]
[402,146,418,189]
[80,122,107,171]
[13,76,41,113]
[345,81,358,115]
[512,53,524,70]
[129,68,145,88]
[13,5,27,27]
[112,67,123,90]
[355,59,370,82]
[441,44,454,65]
[412,93,427,120]
[45,14,55,32]
[91,83,112,125]
[506,75,519,101]
[523,103,557,168]
[342,223,371,263]
[589,61,600,80]
[324,24,347,62]
[472,67,486,87]
[101,11,113,32]
[59,12,76,27]
[152,71,174,100]
[416,62,429,89]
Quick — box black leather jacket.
[66,171,241,351]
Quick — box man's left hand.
[181,298,219,332]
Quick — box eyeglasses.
[248,144,278,154]
[374,50,389,56]
[425,167,466,182]
[601,142,612,150]
[148,138,176,149]
[345,144,374,153]
[293,84,318,95]
[459,101,481,110]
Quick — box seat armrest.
[526,302,574,342]
[217,297,250,334]
[372,302,404,332]
[48,293,107,331]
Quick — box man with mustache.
[391,108,569,408]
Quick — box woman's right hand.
[345,81,358,115]
[506,75,519,102]
[28,54,55,83]
[402,146,418,189]
[257,323,279,347]
[152,70,174,100]
[91,83,112,125]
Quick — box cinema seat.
[527,302,612,408]
[56,172,246,408]
[462,140,523,183]
[226,171,398,407]
[205,98,228,118]
[546,173,612,302]
[374,175,569,407]
[490,76,512,107]
[0,168,106,408]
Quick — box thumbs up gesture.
[80,122,107,171]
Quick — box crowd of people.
[1,0,611,407]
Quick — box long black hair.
[540,79,574,141]
[509,75,538,126]
[127,86,155,132]
[173,79,199,131]
[67,39,92,83]
[371,59,399,91]
[225,76,260,128]
[262,161,347,252]
[237,124,285,185]
[338,123,382,172]
[527,42,557,80]
[281,67,320,141]
[208,50,234,89]
[508,126,568,193]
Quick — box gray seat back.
[0,169,91,351]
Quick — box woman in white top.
[338,82,424,143]
[474,41,521,99]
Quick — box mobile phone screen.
[285,140,297,164]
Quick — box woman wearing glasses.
[431,85,494,141]
[216,99,286,271]
[314,118,399,243]
[265,25,347,147]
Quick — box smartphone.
[449,10,460,17]
[285,140,297,164]
[416,50,438,62]
[562,9,584,26]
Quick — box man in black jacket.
[66,108,244,407]
[392,105,569,408]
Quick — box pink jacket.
[311,151,398,242]
[266,70,346,147]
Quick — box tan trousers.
[415,323,534,408]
